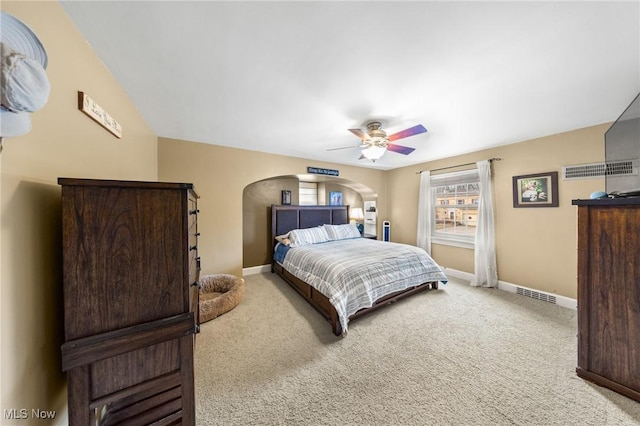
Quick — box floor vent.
[562,159,638,180]
[516,287,557,304]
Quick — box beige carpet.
[194,273,640,425]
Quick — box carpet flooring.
[194,272,640,425]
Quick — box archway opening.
[242,174,377,270]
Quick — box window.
[299,181,318,205]
[431,169,479,248]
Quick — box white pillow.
[324,223,361,241]
[288,226,330,247]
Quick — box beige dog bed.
[199,274,245,323]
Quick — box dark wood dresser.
[572,197,640,403]
[59,178,200,425]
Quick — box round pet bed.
[199,274,245,323]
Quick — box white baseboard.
[243,264,271,275]
[443,268,475,282]
[443,267,577,310]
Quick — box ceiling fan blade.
[349,128,371,140]
[387,143,415,155]
[327,143,367,151]
[387,124,427,141]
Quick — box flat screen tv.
[605,92,640,195]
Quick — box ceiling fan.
[328,121,428,162]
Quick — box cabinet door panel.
[585,206,640,391]
[62,187,185,339]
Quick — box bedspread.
[281,238,448,334]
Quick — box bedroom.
[1,1,639,424]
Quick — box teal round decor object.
[590,191,608,199]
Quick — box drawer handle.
[195,232,201,237]
[189,209,200,215]
[190,245,198,251]
[191,281,200,288]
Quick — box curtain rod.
[415,157,502,174]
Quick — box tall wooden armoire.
[573,197,640,403]
[59,178,200,425]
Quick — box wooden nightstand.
[362,233,377,240]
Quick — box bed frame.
[270,204,438,336]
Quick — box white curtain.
[472,160,498,287]
[416,170,432,255]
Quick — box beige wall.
[320,182,363,208]
[242,177,299,267]
[1,2,157,424]
[387,123,609,299]
[158,138,387,277]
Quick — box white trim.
[432,237,474,250]
[443,267,475,282]
[443,267,577,310]
[243,264,271,275]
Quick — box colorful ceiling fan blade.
[387,143,415,155]
[387,124,427,141]
[349,128,371,140]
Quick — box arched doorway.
[242,174,377,269]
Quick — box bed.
[271,204,447,336]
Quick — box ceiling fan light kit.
[361,145,387,161]
[336,121,428,162]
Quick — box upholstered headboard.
[270,204,349,251]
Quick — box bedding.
[273,242,291,264]
[287,226,330,247]
[323,223,361,240]
[277,237,448,334]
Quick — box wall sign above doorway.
[307,167,339,176]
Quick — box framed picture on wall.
[281,190,291,205]
[512,171,558,207]
[330,191,342,206]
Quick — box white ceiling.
[60,1,640,170]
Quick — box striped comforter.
[281,238,448,335]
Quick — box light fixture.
[360,123,389,162]
[350,207,364,221]
[361,142,387,162]
[350,207,365,234]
